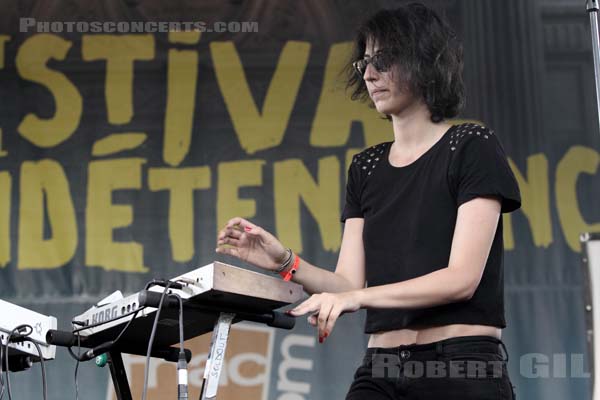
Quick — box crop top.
[341,123,521,334]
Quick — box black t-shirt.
[341,123,521,334]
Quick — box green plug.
[95,353,108,367]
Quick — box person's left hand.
[287,291,362,342]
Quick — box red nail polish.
[319,336,323,343]
[324,332,329,338]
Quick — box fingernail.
[319,336,323,343]
[324,332,329,338]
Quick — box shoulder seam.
[352,142,389,176]
[449,124,494,152]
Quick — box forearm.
[355,266,475,309]
[289,258,358,295]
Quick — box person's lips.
[370,89,388,98]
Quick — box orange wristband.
[280,253,300,281]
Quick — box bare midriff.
[367,324,501,348]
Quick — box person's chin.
[374,101,394,115]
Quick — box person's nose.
[363,61,378,82]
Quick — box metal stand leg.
[588,0,600,137]
[108,351,133,400]
[199,313,235,400]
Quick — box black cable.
[4,325,34,400]
[68,308,141,363]
[144,279,167,290]
[172,294,188,400]
[0,333,5,400]
[92,276,185,338]
[71,307,144,335]
[173,294,184,352]
[21,338,47,400]
[66,347,80,362]
[4,331,12,400]
[141,281,173,400]
[145,279,184,291]
[112,309,140,344]
[73,332,80,400]
[4,330,18,400]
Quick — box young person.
[216,3,521,399]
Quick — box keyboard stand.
[104,345,192,400]
[105,306,289,400]
[107,351,132,400]
[47,263,302,400]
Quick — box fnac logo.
[107,323,274,400]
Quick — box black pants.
[346,335,516,400]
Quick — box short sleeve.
[449,127,521,213]
[340,159,364,222]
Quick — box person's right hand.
[216,217,288,271]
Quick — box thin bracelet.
[273,248,292,273]
[280,253,300,281]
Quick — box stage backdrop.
[1,0,599,399]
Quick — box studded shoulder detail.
[449,123,494,152]
[351,142,389,176]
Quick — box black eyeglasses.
[352,51,396,78]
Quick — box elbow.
[446,266,482,302]
[452,280,479,302]
[454,288,475,302]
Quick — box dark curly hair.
[345,3,465,123]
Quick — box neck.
[390,102,442,149]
